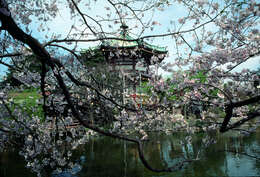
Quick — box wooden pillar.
[112,56,116,71]
[133,58,136,93]
[145,57,150,74]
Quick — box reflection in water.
[51,156,86,177]
[1,129,260,177]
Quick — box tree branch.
[45,9,228,46]
[70,0,96,36]
[0,53,22,58]
[46,44,79,60]
[64,70,137,111]
[0,127,10,133]
[0,60,22,71]
[225,50,260,73]
[220,95,260,132]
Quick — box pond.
[1,128,260,177]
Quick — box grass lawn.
[8,88,44,119]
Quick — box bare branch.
[0,53,22,58]
[107,0,123,25]
[0,60,20,71]
[46,44,79,60]
[70,0,96,36]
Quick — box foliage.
[0,0,260,176]
[79,48,105,67]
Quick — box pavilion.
[81,24,168,90]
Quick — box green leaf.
[190,71,207,83]
[169,85,176,93]
[168,95,177,101]
[210,89,219,97]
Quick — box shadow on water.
[1,129,260,177]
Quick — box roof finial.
[120,22,128,36]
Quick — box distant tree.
[0,0,259,176]
[79,48,105,67]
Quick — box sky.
[0,0,259,79]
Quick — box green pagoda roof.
[102,32,138,48]
[100,25,167,54]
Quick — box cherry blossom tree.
[0,0,260,176]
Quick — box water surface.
[1,129,260,177]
